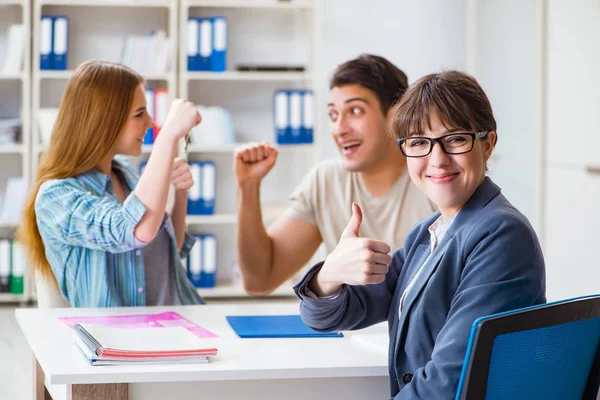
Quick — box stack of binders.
[0,240,25,295]
[121,30,171,75]
[187,17,227,72]
[274,89,314,144]
[187,234,217,288]
[143,88,169,145]
[188,161,216,215]
[40,16,69,70]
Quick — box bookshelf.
[31,0,179,173]
[0,0,322,303]
[179,0,320,299]
[0,0,31,303]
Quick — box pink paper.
[58,311,217,339]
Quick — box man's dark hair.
[330,54,409,115]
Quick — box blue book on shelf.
[288,90,303,143]
[144,88,155,144]
[40,16,53,70]
[52,16,68,70]
[226,315,344,338]
[200,161,216,215]
[210,16,227,72]
[187,234,217,288]
[187,161,202,215]
[274,90,291,144]
[301,90,314,143]
[198,18,212,71]
[187,18,200,71]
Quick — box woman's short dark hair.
[390,70,497,144]
[330,54,409,115]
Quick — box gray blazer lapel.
[391,244,431,363]
[393,239,452,362]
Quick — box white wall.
[317,0,468,160]
[473,0,540,224]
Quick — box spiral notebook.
[73,323,218,366]
[226,315,343,338]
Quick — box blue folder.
[226,315,344,338]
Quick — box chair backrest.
[35,275,70,308]
[455,295,600,400]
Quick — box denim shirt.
[35,157,204,307]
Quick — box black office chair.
[455,294,600,400]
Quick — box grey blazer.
[295,177,546,399]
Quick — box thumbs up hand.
[310,203,393,297]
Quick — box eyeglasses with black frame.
[396,131,489,158]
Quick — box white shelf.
[37,70,172,81]
[184,71,312,82]
[197,284,295,299]
[186,204,287,225]
[0,144,25,154]
[185,0,313,9]
[0,0,24,5]
[186,143,315,153]
[39,0,171,7]
[0,293,27,302]
[0,72,25,80]
[186,214,237,225]
[36,70,72,79]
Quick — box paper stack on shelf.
[0,118,21,144]
[73,323,218,366]
[188,106,235,146]
[2,24,25,73]
[121,30,171,75]
[0,177,26,225]
[36,108,59,145]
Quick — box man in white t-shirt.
[234,54,436,295]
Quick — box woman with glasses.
[294,71,546,399]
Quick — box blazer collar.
[445,177,501,239]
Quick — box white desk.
[16,302,390,400]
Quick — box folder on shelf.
[144,88,155,144]
[151,30,170,74]
[10,241,24,295]
[301,90,314,144]
[52,16,69,70]
[73,323,217,366]
[188,234,217,288]
[226,315,344,338]
[210,16,227,72]
[40,16,53,70]
[153,88,169,138]
[188,162,202,215]
[201,161,216,215]
[289,90,303,143]
[198,18,212,71]
[2,24,25,73]
[201,235,217,288]
[274,90,291,144]
[0,240,10,293]
[187,161,216,215]
[187,18,200,71]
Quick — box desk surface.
[16,302,388,386]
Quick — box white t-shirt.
[284,159,437,253]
